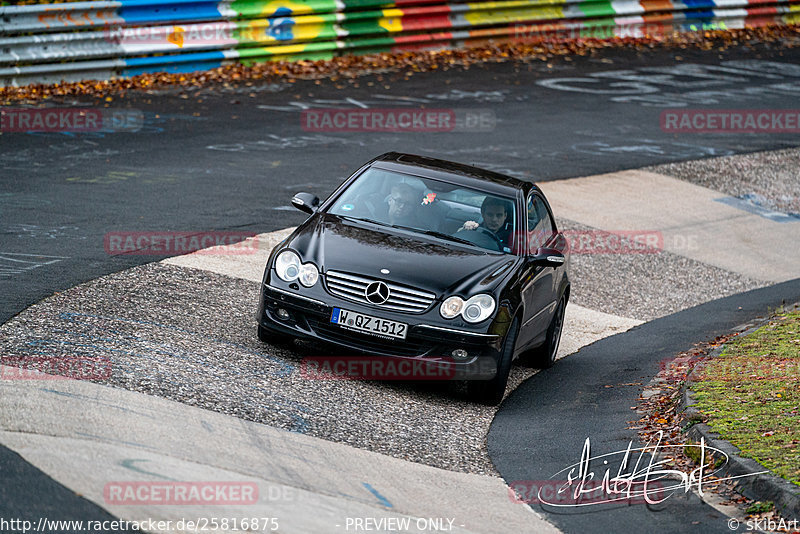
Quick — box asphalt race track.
[3,43,800,323]
[2,40,800,533]
[490,279,800,534]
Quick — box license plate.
[330,308,408,340]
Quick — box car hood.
[286,213,518,296]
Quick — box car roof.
[369,152,537,196]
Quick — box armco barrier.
[1,0,798,86]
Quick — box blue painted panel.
[681,0,716,8]
[123,50,224,75]
[124,50,225,66]
[119,0,224,24]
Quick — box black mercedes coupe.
[257,152,570,404]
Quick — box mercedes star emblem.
[365,281,391,304]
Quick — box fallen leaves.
[1,25,799,104]
[633,325,800,529]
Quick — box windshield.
[328,167,517,254]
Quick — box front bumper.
[257,282,509,378]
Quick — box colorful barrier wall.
[1,0,798,86]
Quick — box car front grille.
[325,270,436,314]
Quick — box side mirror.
[531,247,566,267]
[291,192,319,214]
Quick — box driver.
[387,183,422,227]
[458,197,512,249]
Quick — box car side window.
[527,194,554,251]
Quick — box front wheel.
[527,296,566,369]
[467,317,519,406]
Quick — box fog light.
[277,308,290,320]
[451,348,469,360]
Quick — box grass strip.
[691,310,800,486]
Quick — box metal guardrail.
[1,0,798,86]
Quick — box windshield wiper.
[405,227,482,248]
[345,218,488,250]
[341,215,392,228]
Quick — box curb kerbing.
[680,307,800,520]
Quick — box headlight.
[275,250,301,282]
[275,250,319,287]
[299,263,319,287]
[440,296,464,319]
[462,294,496,323]
[440,294,495,323]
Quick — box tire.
[528,296,566,369]
[467,317,519,406]
[257,324,293,345]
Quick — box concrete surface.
[0,371,557,534]
[539,170,800,283]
